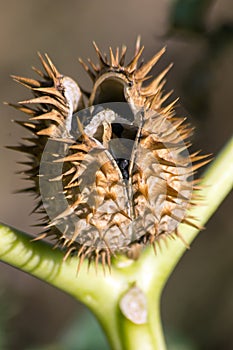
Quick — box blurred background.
[0,0,232,349]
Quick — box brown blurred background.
[0,0,232,349]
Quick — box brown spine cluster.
[8,38,210,272]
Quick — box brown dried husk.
[9,39,210,271]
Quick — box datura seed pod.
[8,38,210,272]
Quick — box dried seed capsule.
[9,39,210,271]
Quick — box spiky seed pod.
[9,39,210,272]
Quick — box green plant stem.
[0,225,165,350]
[0,136,232,349]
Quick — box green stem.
[117,295,166,350]
[0,137,232,349]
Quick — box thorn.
[11,75,41,88]
[7,102,37,116]
[182,217,203,230]
[44,53,60,78]
[162,96,179,114]
[92,41,107,67]
[119,45,127,66]
[37,52,55,80]
[109,46,115,66]
[175,228,190,249]
[115,46,119,65]
[190,152,212,163]
[19,96,68,116]
[78,58,96,81]
[76,116,85,135]
[77,252,85,276]
[36,125,57,136]
[32,64,45,77]
[31,233,48,242]
[95,250,99,274]
[63,247,75,261]
[14,119,37,130]
[30,110,64,126]
[192,158,212,171]
[140,64,173,96]
[87,58,99,72]
[135,35,141,56]
[134,47,166,79]
[106,248,111,274]
[33,86,63,99]
[126,46,144,73]
[101,251,106,276]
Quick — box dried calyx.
[8,38,210,272]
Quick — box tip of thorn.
[92,41,97,48]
